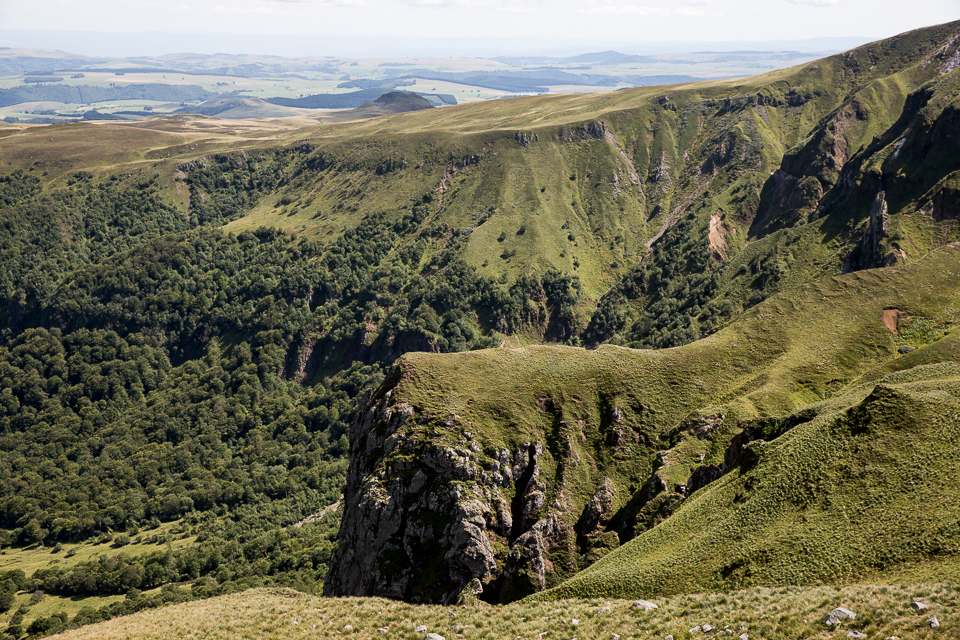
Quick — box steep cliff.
[323,361,656,604]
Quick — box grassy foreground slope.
[53,585,959,640]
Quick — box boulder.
[928,616,940,629]
[825,607,856,626]
[911,601,928,611]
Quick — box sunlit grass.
[54,584,957,640]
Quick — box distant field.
[0,520,194,631]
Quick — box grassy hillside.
[328,242,960,604]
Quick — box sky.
[0,0,957,57]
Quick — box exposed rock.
[929,616,940,629]
[898,345,916,354]
[844,191,897,272]
[702,624,714,632]
[416,625,427,632]
[911,601,929,611]
[846,632,867,639]
[686,464,723,496]
[326,370,629,604]
[690,626,702,633]
[632,600,659,610]
[825,607,857,626]
[424,634,446,640]
[580,478,616,533]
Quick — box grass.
[0,520,194,631]
[52,584,957,640]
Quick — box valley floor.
[53,584,955,640]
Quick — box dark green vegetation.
[0,18,958,636]
[0,160,583,633]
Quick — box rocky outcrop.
[844,191,897,273]
[324,364,659,604]
[325,375,595,603]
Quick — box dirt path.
[292,496,343,528]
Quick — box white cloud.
[786,0,842,6]
[268,0,366,4]
[580,4,668,16]
[677,5,722,17]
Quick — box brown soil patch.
[881,308,904,334]
[708,212,731,260]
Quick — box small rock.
[571,619,580,626]
[911,601,928,611]
[537,633,547,639]
[424,634,446,640]
[846,632,867,639]
[898,345,916,354]
[690,626,702,633]
[612,635,620,640]
[825,607,857,626]
[928,616,940,629]
[378,627,389,633]
[739,635,749,640]
[665,636,674,640]
[416,626,427,633]
[344,624,353,631]
[291,620,299,625]
[599,606,611,613]
[703,624,714,632]
[632,600,659,610]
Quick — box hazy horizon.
[2,0,957,59]
[0,29,883,59]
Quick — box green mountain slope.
[327,242,960,603]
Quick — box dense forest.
[0,163,587,637]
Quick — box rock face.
[323,365,654,604]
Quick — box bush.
[0,590,13,613]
